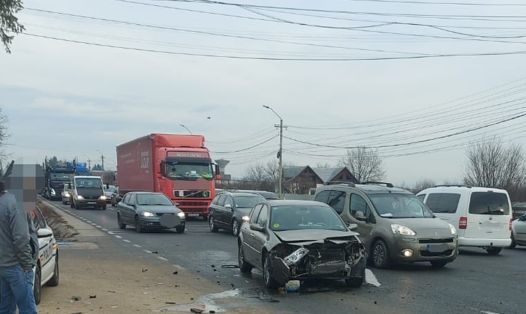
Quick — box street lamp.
[180,124,193,134]
[263,105,283,199]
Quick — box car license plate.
[187,213,199,217]
[87,201,96,205]
[427,244,447,253]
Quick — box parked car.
[116,192,186,233]
[61,182,72,205]
[238,200,366,289]
[103,185,118,204]
[418,186,512,255]
[315,183,459,269]
[31,207,60,305]
[69,176,107,210]
[208,192,266,236]
[510,213,526,248]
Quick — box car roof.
[317,183,412,195]
[266,200,327,207]
[418,186,509,194]
[74,176,102,179]
[129,191,165,195]
[230,192,265,197]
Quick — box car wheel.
[345,268,365,288]
[263,254,279,289]
[510,234,516,249]
[430,261,448,269]
[47,254,60,287]
[371,239,390,269]
[135,217,144,233]
[209,216,219,233]
[117,214,126,230]
[238,243,252,274]
[100,205,107,210]
[175,225,185,234]
[232,219,240,237]
[33,264,42,305]
[486,247,502,255]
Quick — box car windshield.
[75,178,103,189]
[234,195,265,208]
[105,186,118,193]
[136,194,173,206]
[369,193,434,218]
[165,162,213,180]
[270,205,347,231]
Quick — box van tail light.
[459,216,468,229]
[509,218,512,231]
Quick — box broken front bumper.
[269,241,366,286]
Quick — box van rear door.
[465,191,511,240]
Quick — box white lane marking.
[144,249,152,254]
[122,239,131,243]
[115,235,122,239]
[157,256,168,262]
[365,269,381,287]
[133,244,142,248]
[481,311,500,314]
[96,225,102,228]
[107,231,115,235]
[102,228,108,232]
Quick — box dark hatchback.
[209,192,266,236]
[116,192,186,233]
[238,200,366,289]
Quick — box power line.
[284,112,526,149]
[23,32,526,61]
[211,135,278,153]
[348,0,526,7]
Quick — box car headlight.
[99,195,107,200]
[50,189,56,195]
[177,212,185,218]
[63,192,70,197]
[77,195,84,200]
[142,211,155,217]
[391,224,416,236]
[448,223,457,235]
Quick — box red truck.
[116,134,218,218]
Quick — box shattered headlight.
[284,247,309,266]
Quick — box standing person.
[0,181,38,314]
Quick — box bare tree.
[243,161,279,191]
[464,138,526,192]
[340,147,385,183]
[1,0,25,53]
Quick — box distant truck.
[43,161,76,200]
[116,134,219,218]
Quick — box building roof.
[311,167,346,183]
[283,166,309,180]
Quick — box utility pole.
[263,105,284,199]
[101,154,105,171]
[87,159,91,171]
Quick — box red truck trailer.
[116,134,218,218]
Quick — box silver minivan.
[315,183,458,269]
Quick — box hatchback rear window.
[426,193,460,214]
[469,192,510,215]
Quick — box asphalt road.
[50,201,525,314]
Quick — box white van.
[417,186,512,255]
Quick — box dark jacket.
[0,192,35,270]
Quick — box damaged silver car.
[238,200,366,289]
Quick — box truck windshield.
[75,178,103,189]
[51,173,72,181]
[165,162,213,180]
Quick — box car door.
[120,194,134,224]
[348,193,375,246]
[514,214,526,242]
[34,210,54,282]
[243,204,263,266]
[219,196,234,227]
[465,191,511,240]
[249,204,269,268]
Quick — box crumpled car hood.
[274,229,359,243]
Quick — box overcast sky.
[2,0,526,186]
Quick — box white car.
[418,186,512,255]
[31,207,60,305]
[511,214,526,248]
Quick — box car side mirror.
[250,224,264,232]
[37,228,53,238]
[348,223,358,230]
[353,211,367,221]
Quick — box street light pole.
[263,105,283,199]
[180,124,193,134]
